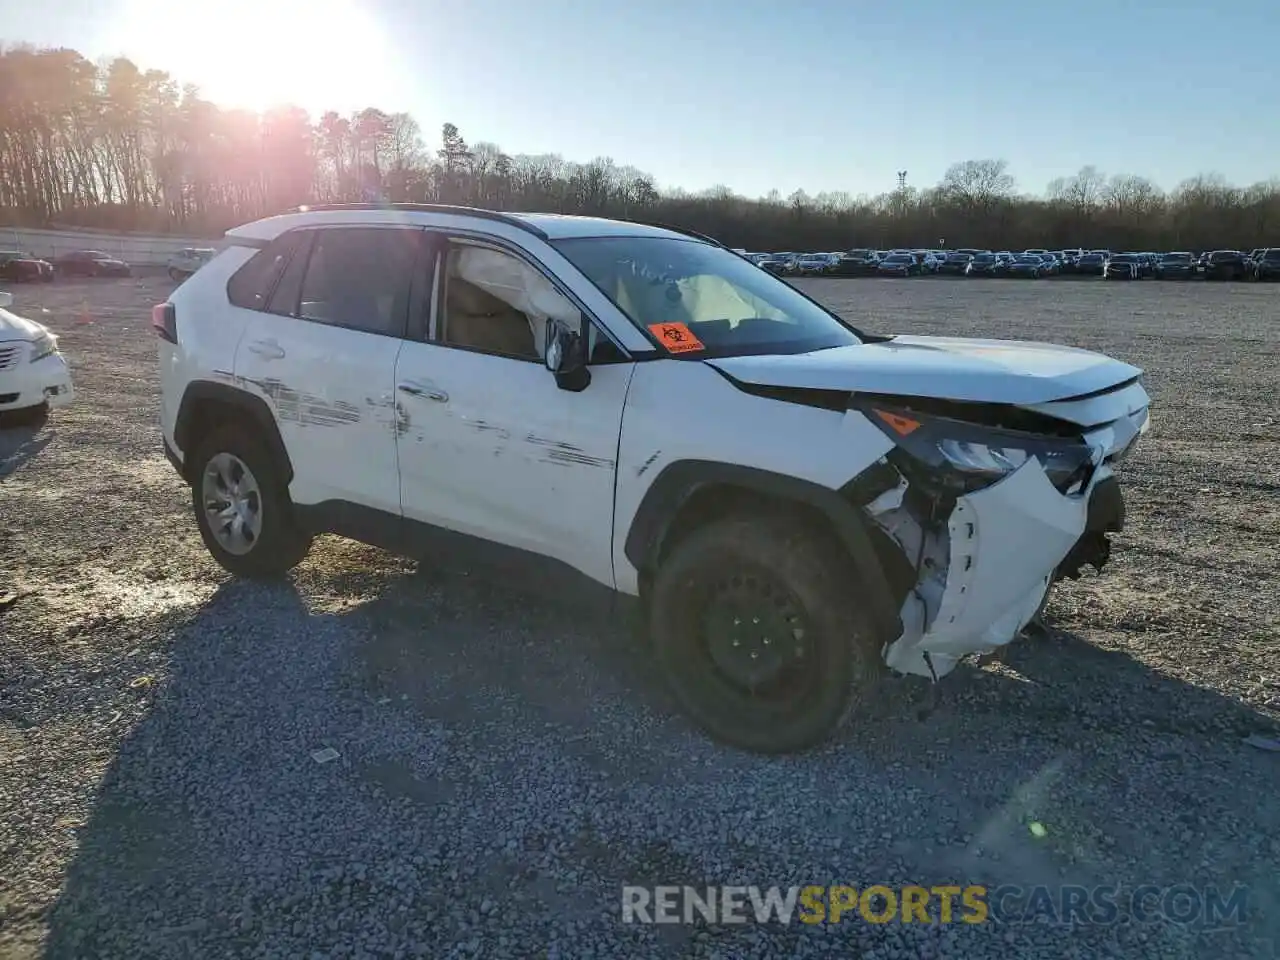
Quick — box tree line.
[2,45,1278,252]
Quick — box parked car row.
[741,246,1280,281]
[0,248,131,281]
[0,246,220,283]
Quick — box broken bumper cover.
[882,464,1125,679]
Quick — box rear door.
[233,225,429,514]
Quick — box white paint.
[884,461,1086,677]
[0,306,74,411]
[707,335,1144,405]
[162,206,1154,691]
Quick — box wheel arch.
[174,380,293,485]
[624,460,904,644]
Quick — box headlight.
[863,404,1096,494]
[29,331,57,363]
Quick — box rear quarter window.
[226,235,300,310]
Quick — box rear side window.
[297,228,420,337]
[227,235,299,310]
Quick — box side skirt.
[293,500,632,620]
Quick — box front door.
[393,238,632,590]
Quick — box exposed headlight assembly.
[29,331,57,363]
[864,404,1096,494]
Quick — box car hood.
[705,335,1143,406]
[0,305,46,341]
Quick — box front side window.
[297,228,419,336]
[554,236,863,358]
[439,243,583,362]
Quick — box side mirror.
[544,318,591,392]
[0,292,12,309]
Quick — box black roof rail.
[622,219,725,248]
[289,203,549,240]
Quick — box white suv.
[156,204,1151,753]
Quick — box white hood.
[706,335,1142,406]
[0,304,45,341]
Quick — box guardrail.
[0,226,224,267]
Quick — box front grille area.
[0,344,22,370]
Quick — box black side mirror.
[544,318,591,392]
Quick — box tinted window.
[266,232,314,316]
[226,235,299,310]
[297,228,420,336]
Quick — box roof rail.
[622,219,725,248]
[290,203,549,240]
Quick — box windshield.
[1015,255,1041,264]
[883,254,912,264]
[972,254,995,263]
[553,236,863,358]
[1162,253,1191,262]
[1110,255,1134,263]
[1210,251,1239,261]
[1264,249,1280,261]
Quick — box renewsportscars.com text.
[621,884,1249,927]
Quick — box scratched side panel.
[233,315,405,513]
[612,361,894,594]
[162,247,259,456]
[394,342,630,589]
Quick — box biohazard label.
[648,322,704,354]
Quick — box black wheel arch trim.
[173,380,293,484]
[624,459,903,643]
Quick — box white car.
[0,291,74,414]
[155,204,1151,754]
[167,247,217,281]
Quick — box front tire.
[189,425,312,578]
[649,513,880,754]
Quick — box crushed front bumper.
[875,460,1129,680]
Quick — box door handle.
[247,339,285,360]
[398,380,448,402]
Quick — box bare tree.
[940,159,1015,208]
[0,43,1276,248]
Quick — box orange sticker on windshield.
[648,322,704,354]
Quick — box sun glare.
[108,0,397,115]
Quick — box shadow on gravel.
[39,570,1280,958]
[0,406,51,480]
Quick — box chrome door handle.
[247,339,285,360]
[398,381,448,402]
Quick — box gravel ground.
[1,274,1278,959]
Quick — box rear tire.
[649,513,881,754]
[188,424,312,578]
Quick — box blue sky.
[5,0,1278,198]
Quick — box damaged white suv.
[156,204,1150,753]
